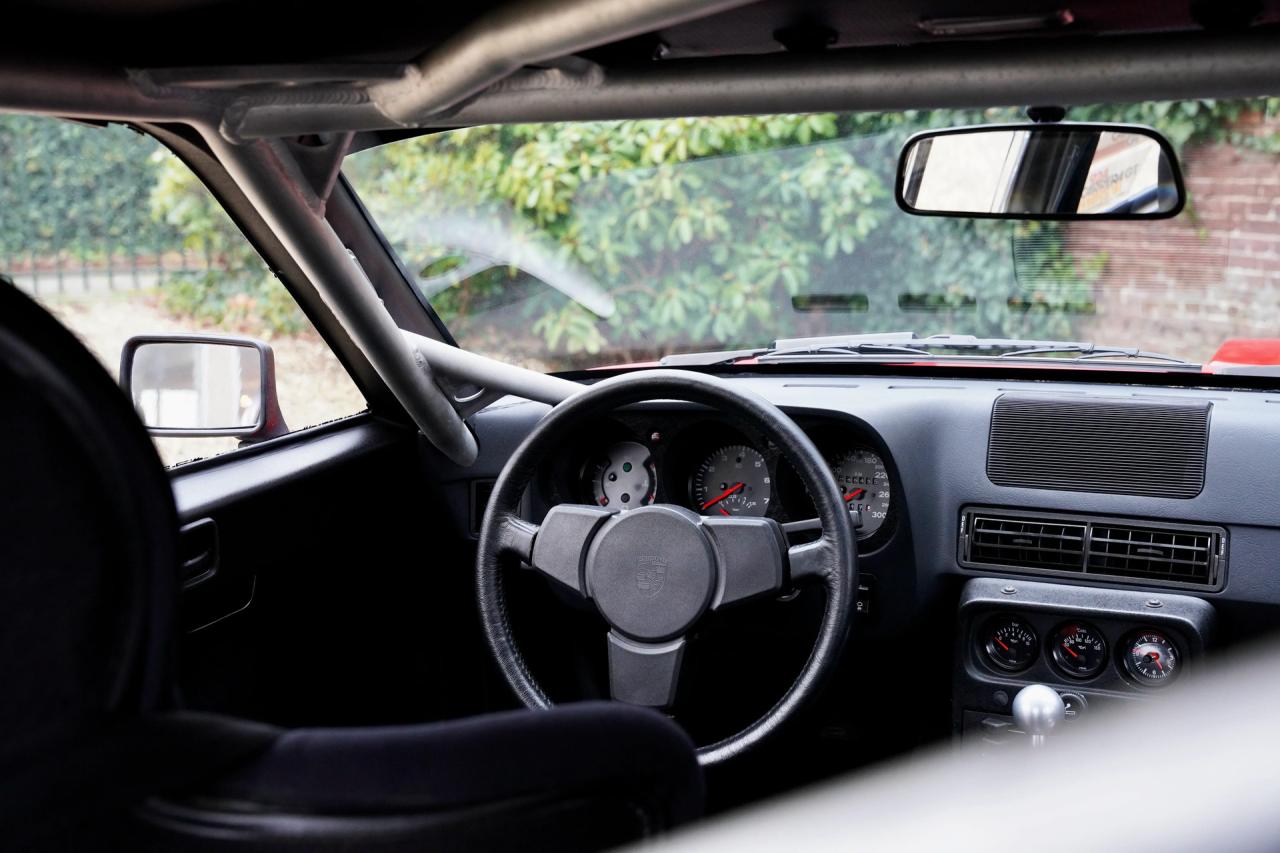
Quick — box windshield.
[345,99,1280,373]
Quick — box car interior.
[5,1,1280,851]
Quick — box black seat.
[0,281,703,852]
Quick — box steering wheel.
[476,370,857,765]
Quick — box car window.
[0,116,366,467]
[346,99,1280,373]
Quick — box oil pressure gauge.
[981,616,1038,673]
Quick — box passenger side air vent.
[1088,523,1217,585]
[960,508,1225,590]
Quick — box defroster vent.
[960,508,1226,590]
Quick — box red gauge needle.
[843,488,866,502]
[1063,644,1080,659]
[1151,652,1163,671]
[995,638,1010,652]
[701,482,744,510]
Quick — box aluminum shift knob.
[1012,684,1066,748]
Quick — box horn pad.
[585,505,716,641]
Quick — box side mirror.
[120,335,288,441]
[897,123,1184,220]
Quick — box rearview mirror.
[120,335,288,441]
[897,123,1183,219]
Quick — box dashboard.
[439,370,1280,747]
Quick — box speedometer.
[830,448,891,538]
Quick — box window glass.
[0,116,366,466]
[346,100,1280,373]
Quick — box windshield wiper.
[662,332,1199,368]
[995,344,1189,363]
[764,342,936,359]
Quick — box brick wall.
[1067,113,1280,362]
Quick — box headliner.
[9,0,1280,67]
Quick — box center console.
[954,577,1215,749]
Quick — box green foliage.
[0,116,304,336]
[147,153,305,336]
[0,116,177,258]
[350,108,1106,364]
[9,102,1275,361]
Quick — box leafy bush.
[0,116,177,258]
[148,151,306,336]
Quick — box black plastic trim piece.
[172,415,409,520]
[554,361,1280,394]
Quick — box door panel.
[173,416,500,728]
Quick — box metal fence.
[3,249,218,298]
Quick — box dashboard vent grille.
[987,395,1210,498]
[969,515,1086,571]
[1088,524,1216,585]
[960,508,1225,590]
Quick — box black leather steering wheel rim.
[476,369,857,765]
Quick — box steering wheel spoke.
[607,631,686,707]
[524,504,616,595]
[703,516,788,609]
[787,538,837,583]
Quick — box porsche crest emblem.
[635,555,668,597]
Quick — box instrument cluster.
[556,413,897,546]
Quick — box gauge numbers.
[693,445,772,517]
[1050,623,1108,679]
[830,448,891,538]
[982,616,1038,673]
[1123,631,1180,687]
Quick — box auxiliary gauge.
[1050,623,1108,679]
[1122,631,1180,687]
[981,616,1038,673]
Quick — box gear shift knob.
[1012,684,1066,748]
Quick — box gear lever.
[1012,684,1066,748]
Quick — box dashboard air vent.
[969,515,1086,572]
[1088,523,1216,585]
[960,508,1225,590]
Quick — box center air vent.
[960,508,1225,590]
[969,515,1085,571]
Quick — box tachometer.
[830,447,891,538]
[589,441,656,510]
[693,445,772,517]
